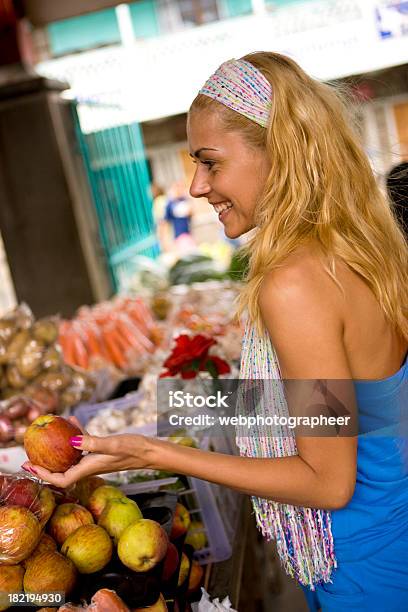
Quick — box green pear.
[98,497,143,544]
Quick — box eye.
[201,160,216,170]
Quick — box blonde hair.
[189,51,408,340]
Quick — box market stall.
[0,255,248,611]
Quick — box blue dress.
[304,353,408,611]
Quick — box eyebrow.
[190,147,219,159]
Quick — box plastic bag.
[191,588,238,612]
[0,472,52,564]
[0,392,59,447]
[57,588,130,611]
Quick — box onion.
[14,423,28,444]
[4,398,29,420]
[27,405,42,423]
[0,415,14,443]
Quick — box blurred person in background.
[387,161,408,238]
[26,52,408,612]
[164,180,193,239]
[164,179,195,254]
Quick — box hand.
[22,417,154,488]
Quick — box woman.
[24,53,408,611]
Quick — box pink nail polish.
[21,465,29,472]
[70,436,82,447]
[29,467,37,475]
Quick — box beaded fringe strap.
[236,323,337,589]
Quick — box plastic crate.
[72,390,147,429]
[177,432,242,565]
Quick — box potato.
[35,371,72,392]
[14,303,34,330]
[16,339,44,379]
[33,319,58,345]
[5,330,30,362]
[7,365,27,389]
[42,346,62,371]
[0,319,16,342]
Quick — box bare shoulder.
[259,245,345,325]
[258,245,350,378]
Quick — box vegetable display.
[59,298,161,374]
[0,305,95,448]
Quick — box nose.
[189,166,211,199]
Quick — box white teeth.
[213,202,233,213]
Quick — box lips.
[211,201,233,214]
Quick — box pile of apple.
[0,472,171,610]
[0,414,204,611]
[168,502,205,598]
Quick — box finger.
[21,462,68,488]
[22,457,99,489]
[70,434,112,454]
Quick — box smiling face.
[187,110,270,239]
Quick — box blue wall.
[48,8,120,56]
[129,0,160,39]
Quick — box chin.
[224,224,250,240]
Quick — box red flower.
[203,356,231,377]
[160,334,229,379]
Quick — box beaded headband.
[199,59,272,128]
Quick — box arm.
[24,262,357,509]
[147,261,357,509]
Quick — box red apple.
[0,505,41,564]
[187,560,204,593]
[61,524,112,574]
[23,550,77,598]
[23,533,57,568]
[37,486,56,528]
[87,485,126,521]
[3,477,40,514]
[0,565,24,611]
[48,503,94,546]
[118,519,168,572]
[170,503,191,540]
[177,552,190,587]
[24,414,82,472]
[133,593,168,611]
[71,476,106,507]
[91,588,131,611]
[162,541,179,581]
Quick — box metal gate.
[73,100,159,292]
